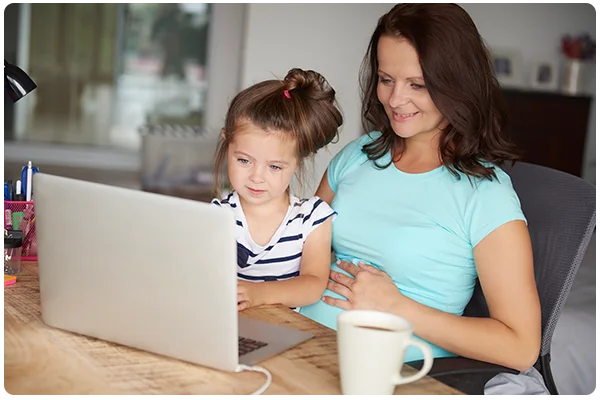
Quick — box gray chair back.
[463,162,596,371]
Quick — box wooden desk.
[5,263,463,395]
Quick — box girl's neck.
[238,191,290,218]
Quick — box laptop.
[33,173,313,372]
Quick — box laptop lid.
[34,173,240,372]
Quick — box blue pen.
[4,182,10,201]
[20,165,27,198]
[7,180,13,201]
[20,161,40,201]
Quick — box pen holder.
[4,201,37,261]
[5,229,23,275]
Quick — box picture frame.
[530,59,559,91]
[490,48,524,88]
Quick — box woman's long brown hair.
[360,3,520,181]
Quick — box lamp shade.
[5,59,37,102]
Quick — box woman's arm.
[398,220,540,370]
[315,169,335,205]
[324,220,541,371]
[237,218,333,310]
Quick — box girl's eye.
[411,83,426,90]
[237,158,249,165]
[269,165,282,171]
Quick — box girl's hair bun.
[283,68,336,103]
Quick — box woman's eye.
[237,158,249,165]
[269,165,282,171]
[378,77,393,85]
[411,83,426,90]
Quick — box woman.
[299,3,541,374]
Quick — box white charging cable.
[237,364,272,395]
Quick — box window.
[16,3,210,148]
[5,4,244,169]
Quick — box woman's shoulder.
[456,164,521,210]
[446,163,514,189]
[343,130,383,153]
[440,164,520,208]
[473,164,515,191]
[328,131,382,175]
[460,164,526,246]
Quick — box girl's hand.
[237,280,259,311]
[323,260,406,313]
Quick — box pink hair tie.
[283,89,291,99]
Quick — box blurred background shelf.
[503,88,592,177]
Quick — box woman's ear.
[220,128,226,140]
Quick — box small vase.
[561,58,586,95]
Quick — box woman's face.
[376,35,447,141]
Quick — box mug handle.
[392,338,433,386]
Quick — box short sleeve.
[211,191,236,209]
[327,132,381,193]
[467,168,527,247]
[301,197,337,240]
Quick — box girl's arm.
[238,170,335,309]
[251,167,334,307]
[254,218,332,307]
[238,217,333,309]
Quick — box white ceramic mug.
[337,310,433,395]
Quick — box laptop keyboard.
[238,336,268,356]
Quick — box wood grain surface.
[4,262,462,395]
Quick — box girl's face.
[227,121,298,208]
[376,35,447,142]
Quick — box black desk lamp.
[5,59,37,102]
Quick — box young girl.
[211,68,343,311]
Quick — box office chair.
[407,161,596,395]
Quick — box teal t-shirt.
[299,131,526,362]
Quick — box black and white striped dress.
[211,191,336,282]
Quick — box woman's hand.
[323,260,407,313]
[237,280,259,311]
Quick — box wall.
[462,4,595,65]
[204,4,246,138]
[241,4,393,196]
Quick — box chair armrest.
[407,356,519,377]
[406,357,519,394]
